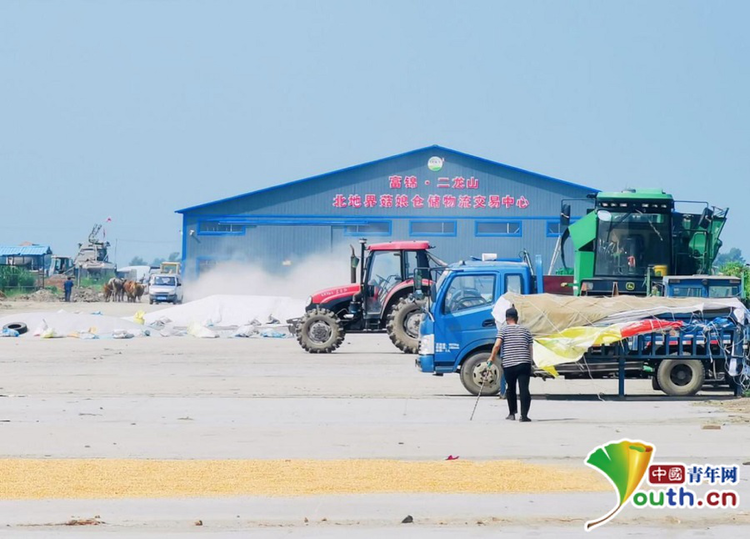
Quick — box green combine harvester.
[560,189,728,296]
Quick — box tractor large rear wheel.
[386,297,425,354]
[296,308,345,353]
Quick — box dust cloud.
[184,255,353,302]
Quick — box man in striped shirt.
[487,307,533,422]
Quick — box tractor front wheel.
[296,308,345,353]
[386,297,425,354]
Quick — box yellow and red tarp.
[533,320,682,376]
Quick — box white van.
[148,274,184,304]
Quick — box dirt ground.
[0,301,748,537]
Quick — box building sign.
[427,156,444,171]
[331,174,530,210]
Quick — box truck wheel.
[651,376,661,391]
[296,308,345,353]
[386,297,425,354]
[460,352,502,396]
[656,359,705,396]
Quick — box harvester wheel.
[656,359,705,396]
[386,297,425,354]
[296,308,345,353]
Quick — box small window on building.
[199,222,245,234]
[475,221,522,236]
[344,222,391,236]
[546,221,562,236]
[409,221,456,236]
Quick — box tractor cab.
[358,241,441,319]
[296,240,445,354]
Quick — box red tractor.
[294,240,445,353]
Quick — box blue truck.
[415,258,747,398]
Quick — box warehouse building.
[177,145,595,280]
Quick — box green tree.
[715,248,745,267]
[168,252,180,262]
[0,267,35,290]
[151,257,166,267]
[130,256,148,266]
[719,261,750,299]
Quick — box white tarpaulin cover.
[492,293,747,337]
[491,294,748,374]
[142,295,305,328]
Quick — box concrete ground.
[0,301,748,537]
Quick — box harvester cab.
[295,240,445,354]
[560,189,728,296]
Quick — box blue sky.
[1,0,748,265]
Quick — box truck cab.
[417,260,534,395]
[662,275,742,299]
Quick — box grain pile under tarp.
[143,295,305,328]
[0,311,146,338]
[0,459,608,499]
[493,293,747,337]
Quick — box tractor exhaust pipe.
[350,245,359,284]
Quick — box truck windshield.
[428,269,452,313]
[671,286,704,298]
[709,285,740,298]
[435,269,451,295]
[153,276,176,286]
[595,211,670,277]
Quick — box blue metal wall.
[178,146,596,280]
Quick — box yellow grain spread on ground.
[0,459,608,500]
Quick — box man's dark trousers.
[503,363,531,417]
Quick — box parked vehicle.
[160,261,181,275]
[661,275,742,299]
[293,240,445,354]
[415,256,748,397]
[560,189,728,296]
[148,274,183,304]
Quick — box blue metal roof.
[176,144,598,214]
[450,260,530,270]
[0,245,52,257]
